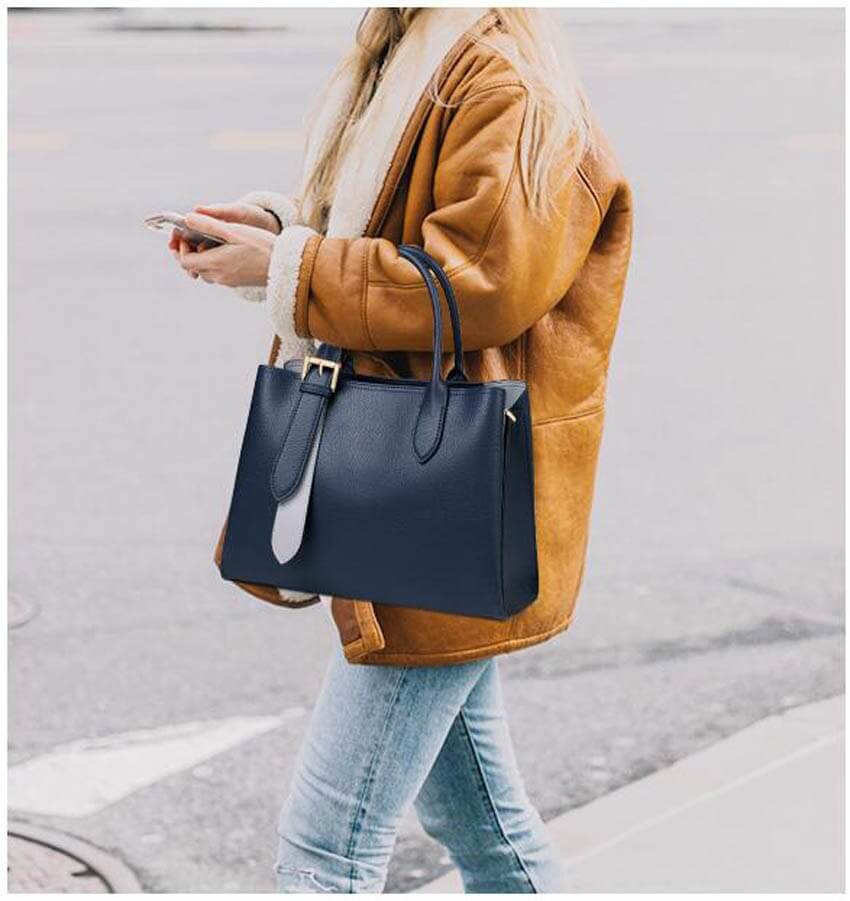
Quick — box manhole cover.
[8,593,38,629]
[7,823,141,893]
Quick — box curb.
[418,695,844,893]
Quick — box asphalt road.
[8,8,844,893]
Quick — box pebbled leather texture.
[223,251,538,617]
[221,360,538,619]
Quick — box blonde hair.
[301,8,591,227]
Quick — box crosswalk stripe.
[8,710,304,818]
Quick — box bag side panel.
[501,390,539,615]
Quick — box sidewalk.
[419,696,844,893]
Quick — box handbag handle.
[287,246,465,465]
[267,247,466,385]
[396,246,465,463]
[398,245,466,380]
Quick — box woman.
[171,8,631,893]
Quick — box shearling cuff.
[238,190,301,231]
[266,225,318,363]
[234,191,301,303]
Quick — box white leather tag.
[502,382,526,411]
[271,410,325,564]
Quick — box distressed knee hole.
[275,864,338,893]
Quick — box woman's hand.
[176,212,276,288]
[195,202,281,233]
[167,202,280,254]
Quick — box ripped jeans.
[275,647,564,893]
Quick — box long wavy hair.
[300,8,592,227]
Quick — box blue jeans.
[275,648,563,893]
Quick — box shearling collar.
[300,8,487,239]
[258,9,489,378]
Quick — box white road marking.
[8,710,304,818]
[9,132,69,151]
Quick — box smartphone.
[144,211,225,249]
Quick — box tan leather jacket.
[217,12,632,666]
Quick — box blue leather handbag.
[220,246,538,619]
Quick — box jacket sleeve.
[268,85,597,352]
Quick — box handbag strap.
[270,343,344,500]
[396,246,464,463]
[398,245,466,380]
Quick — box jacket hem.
[351,614,575,666]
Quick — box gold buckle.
[301,355,342,392]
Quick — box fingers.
[195,203,244,224]
[193,202,278,233]
[178,238,233,284]
[179,238,200,279]
[184,211,234,242]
